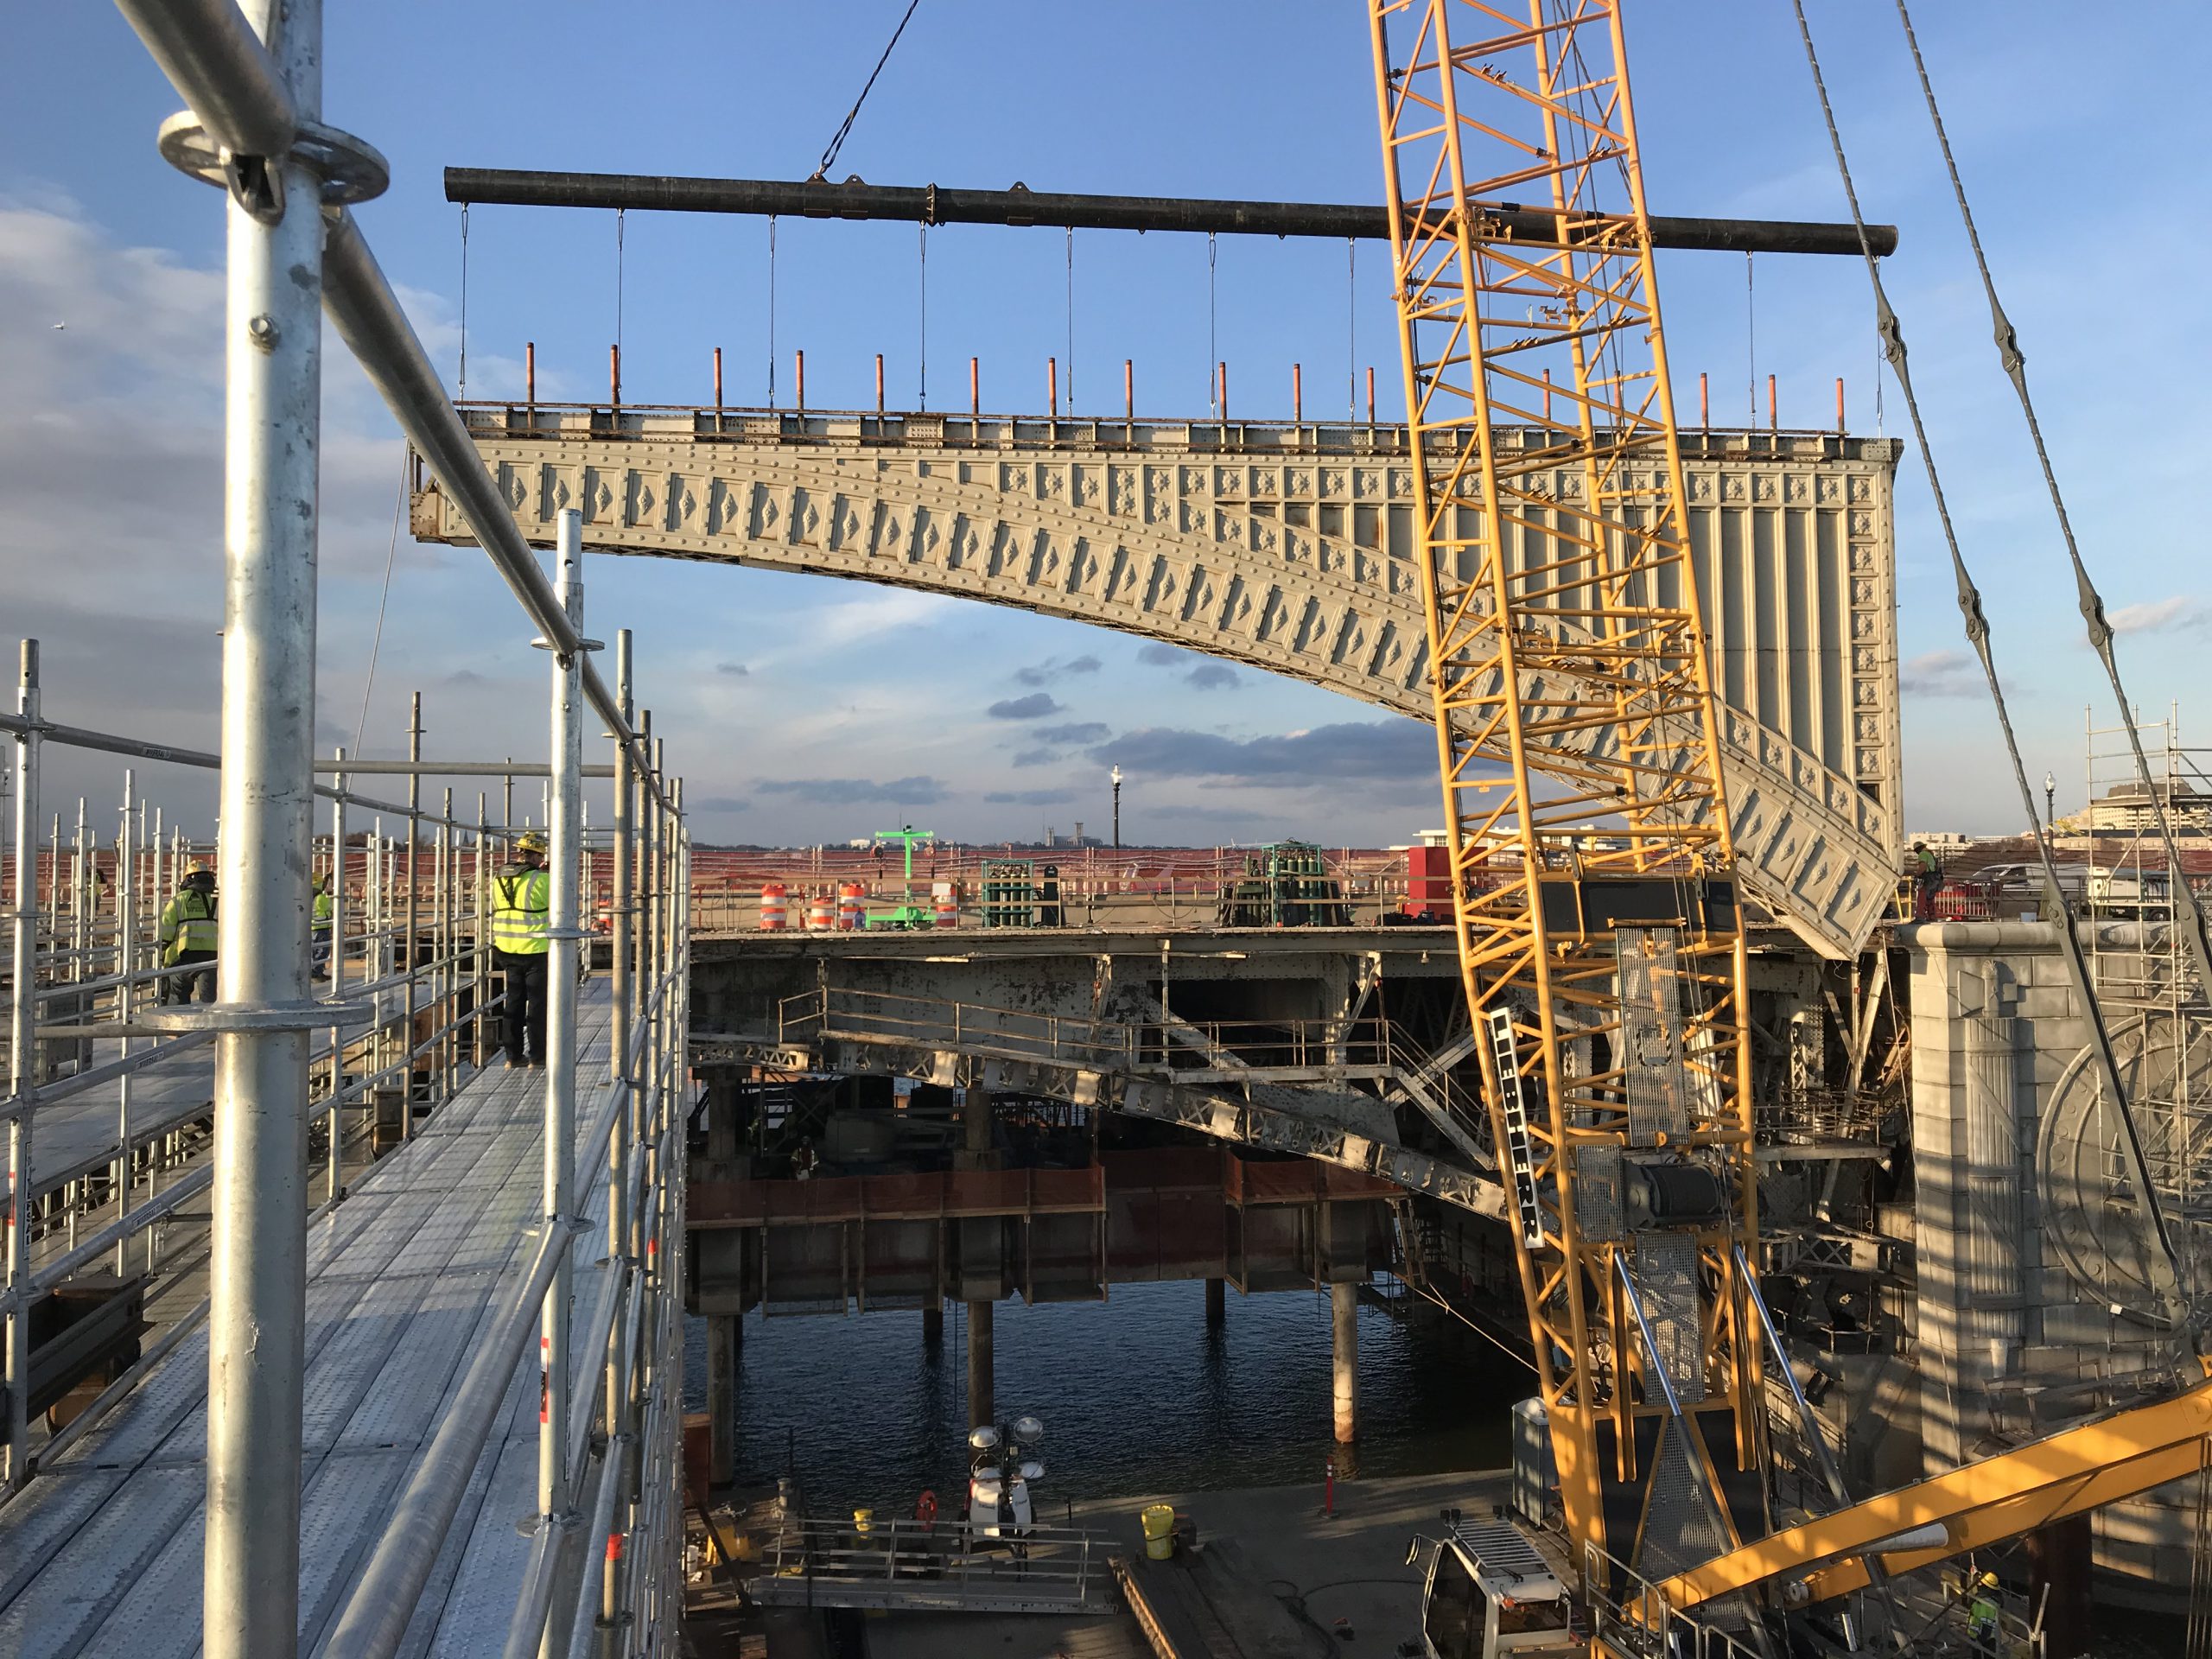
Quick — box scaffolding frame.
[0,4,696,1656]
[2082,709,2212,1293]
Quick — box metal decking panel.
[389,1363,538,1659]
[423,1397,546,1658]
[0,1465,205,1659]
[0,982,622,1656]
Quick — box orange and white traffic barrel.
[931,880,959,929]
[805,894,836,931]
[836,882,867,931]
[759,882,788,931]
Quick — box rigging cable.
[918,221,927,410]
[1744,250,1755,427]
[457,202,468,398]
[1207,231,1218,417]
[1065,226,1074,414]
[766,216,777,409]
[810,0,923,182]
[615,207,626,378]
[1790,0,2192,1325]
[1347,237,1357,423]
[1892,0,2212,1009]
[351,446,410,764]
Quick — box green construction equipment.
[1216,841,1349,928]
[865,825,936,929]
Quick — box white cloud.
[1898,649,1979,698]
[2107,595,2202,636]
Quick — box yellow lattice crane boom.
[1369,6,2212,1647]
[1368,0,1767,1588]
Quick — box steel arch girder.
[414,423,1900,958]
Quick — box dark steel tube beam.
[445,168,1898,258]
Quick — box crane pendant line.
[1369,0,1765,1580]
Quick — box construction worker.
[1966,1570,2001,1654]
[489,831,551,1068]
[1911,841,1943,921]
[311,871,334,981]
[158,861,219,1005]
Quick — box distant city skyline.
[3,4,2204,847]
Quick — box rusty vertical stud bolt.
[796,348,804,412]
[875,353,885,416]
[713,346,723,411]
[525,341,536,410]
[969,356,979,417]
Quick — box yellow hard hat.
[516,832,547,855]
[1978,1571,1999,1588]
[190,859,213,875]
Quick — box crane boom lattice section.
[1368,0,1764,1577]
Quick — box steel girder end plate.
[156,109,390,220]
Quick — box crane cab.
[1418,1517,1580,1658]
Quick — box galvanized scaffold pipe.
[199,0,325,1649]
[328,747,347,1198]
[519,508,589,1659]
[606,628,634,1357]
[5,641,41,1487]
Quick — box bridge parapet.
[416,405,1904,957]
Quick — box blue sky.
[3,3,2206,846]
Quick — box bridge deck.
[0,982,619,1659]
[3,1039,217,1205]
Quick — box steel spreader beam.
[443,167,1898,258]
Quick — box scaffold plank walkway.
[2,1039,217,1205]
[0,979,620,1659]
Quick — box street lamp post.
[2044,770,2056,836]
[1111,765,1122,850]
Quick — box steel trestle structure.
[1370,0,1763,1586]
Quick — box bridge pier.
[923,1300,944,1344]
[962,1086,996,1431]
[1205,1277,1226,1326]
[1331,1281,1358,1445]
[967,1302,995,1432]
[705,1313,739,1486]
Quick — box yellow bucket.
[1141,1503,1175,1560]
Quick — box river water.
[684,1280,1534,1516]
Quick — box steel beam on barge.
[444,168,1898,258]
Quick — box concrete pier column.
[1331,1281,1357,1444]
[1205,1278,1226,1326]
[705,1313,739,1486]
[967,1300,995,1431]
[923,1300,944,1344]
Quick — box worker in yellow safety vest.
[489,831,551,1069]
[159,861,219,1005]
[1966,1570,2001,1655]
[311,872,335,981]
